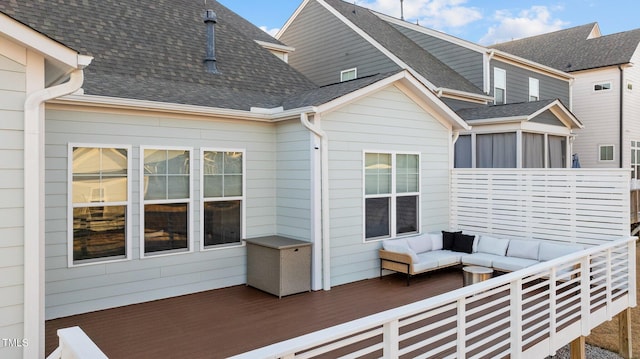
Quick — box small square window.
[628,81,633,91]
[599,145,614,161]
[340,68,357,82]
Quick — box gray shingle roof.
[0,0,317,110]
[322,0,485,97]
[456,99,557,121]
[492,23,640,72]
[283,71,401,109]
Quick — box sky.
[217,0,639,45]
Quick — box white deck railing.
[232,169,635,359]
[230,237,636,359]
[45,326,107,359]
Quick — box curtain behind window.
[548,136,566,168]
[454,135,472,168]
[476,133,516,168]
[523,133,544,168]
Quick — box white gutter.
[50,94,316,122]
[300,112,331,291]
[24,58,91,359]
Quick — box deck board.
[45,268,463,358]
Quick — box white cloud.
[259,26,280,37]
[356,0,482,30]
[478,6,568,45]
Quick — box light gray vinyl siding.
[44,109,282,319]
[276,120,312,240]
[321,85,451,286]
[531,110,565,127]
[0,53,25,359]
[623,49,640,169]
[279,0,400,86]
[570,67,620,168]
[491,60,570,106]
[389,23,484,89]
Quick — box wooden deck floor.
[45,268,464,358]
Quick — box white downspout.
[484,50,496,94]
[300,112,331,291]
[24,60,90,358]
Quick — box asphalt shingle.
[0,0,317,110]
[456,99,557,121]
[492,23,640,72]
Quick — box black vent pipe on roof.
[204,9,220,74]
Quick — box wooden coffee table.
[462,266,494,286]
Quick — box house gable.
[320,84,452,285]
[277,0,400,87]
[380,15,485,91]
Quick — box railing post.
[580,256,590,336]
[510,278,523,359]
[628,240,637,307]
[383,319,399,358]
[457,298,466,359]
[606,248,613,320]
[548,267,557,355]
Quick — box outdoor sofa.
[379,231,584,285]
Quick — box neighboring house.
[492,23,640,173]
[278,0,584,168]
[0,1,472,357]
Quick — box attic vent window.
[594,82,611,92]
[340,68,357,82]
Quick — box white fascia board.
[314,71,470,130]
[375,12,486,54]
[439,87,493,102]
[254,40,295,53]
[51,94,315,122]
[0,12,79,69]
[276,0,312,39]
[465,116,528,126]
[492,50,573,81]
[521,121,573,135]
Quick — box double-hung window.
[70,145,130,265]
[364,152,419,240]
[141,147,192,256]
[201,149,244,248]
[494,68,506,105]
[632,141,640,179]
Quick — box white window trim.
[598,144,615,162]
[200,148,246,251]
[529,77,539,102]
[340,67,357,82]
[593,81,613,92]
[67,143,133,267]
[494,67,506,104]
[139,146,194,258]
[362,150,421,242]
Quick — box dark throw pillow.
[442,231,461,250]
[453,233,475,254]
